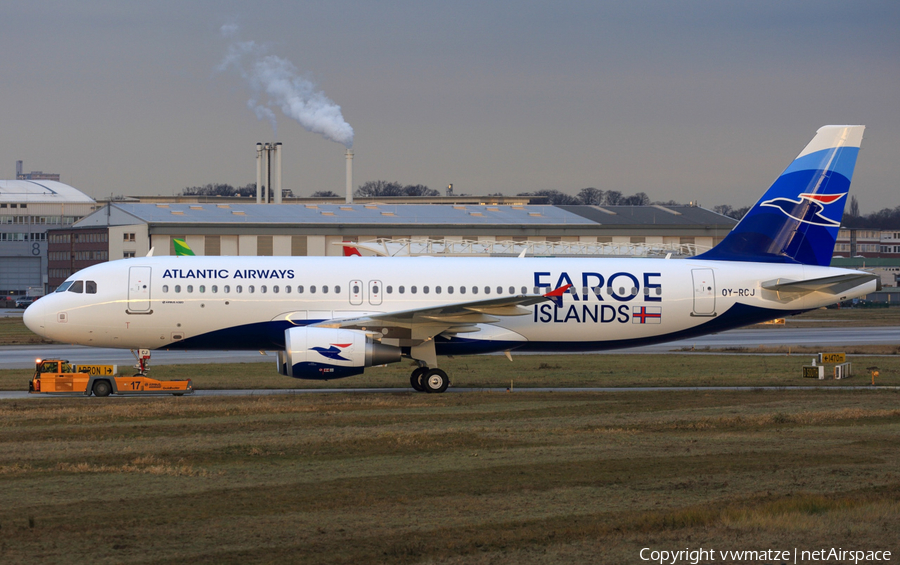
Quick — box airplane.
[24,125,878,393]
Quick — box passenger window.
[175,285,181,293]
[497,286,502,294]
[509,286,514,294]
[224,285,230,293]
[485,286,491,294]
[273,286,279,293]
[399,286,405,294]
[68,280,84,293]
[435,286,441,294]
[386,285,393,294]
[521,286,527,294]
[86,281,97,294]
[212,285,218,293]
[472,286,478,294]
[411,286,417,294]
[322,285,328,294]
[284,286,291,294]
[199,285,206,293]
[162,285,169,293]
[423,286,429,294]
[261,285,267,293]
[187,285,193,293]
[310,286,316,294]
[448,286,454,294]
[236,285,242,293]
[335,285,341,293]
[460,286,466,294]
[353,284,360,294]
[298,285,304,293]
[249,285,255,293]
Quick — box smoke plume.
[218,25,354,148]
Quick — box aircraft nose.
[23,299,45,336]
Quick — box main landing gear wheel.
[410,367,427,392]
[423,368,449,394]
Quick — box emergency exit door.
[691,268,716,317]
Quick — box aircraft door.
[368,280,382,305]
[128,266,152,312]
[349,280,363,305]
[691,268,716,317]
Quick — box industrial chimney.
[345,149,354,204]
[255,142,282,204]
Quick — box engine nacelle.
[277,327,401,380]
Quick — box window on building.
[257,235,273,256]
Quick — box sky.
[1,1,898,212]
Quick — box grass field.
[1,389,899,564]
[3,352,900,392]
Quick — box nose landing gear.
[131,348,152,376]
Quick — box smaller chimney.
[275,143,283,204]
[345,149,354,204]
[255,144,262,204]
[16,160,23,179]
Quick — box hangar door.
[0,257,41,293]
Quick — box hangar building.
[0,180,97,296]
[46,202,736,290]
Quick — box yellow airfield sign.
[819,353,846,364]
[75,364,117,376]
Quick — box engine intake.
[277,327,401,380]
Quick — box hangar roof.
[75,202,734,229]
[0,180,95,204]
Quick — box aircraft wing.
[311,292,556,331]
[761,273,881,299]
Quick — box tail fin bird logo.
[311,343,353,361]
[760,192,846,227]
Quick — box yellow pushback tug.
[29,359,192,397]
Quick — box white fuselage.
[24,256,874,353]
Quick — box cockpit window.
[85,281,97,294]
[56,281,74,293]
[68,280,84,294]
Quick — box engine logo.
[311,343,352,361]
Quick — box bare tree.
[355,180,404,197]
[577,187,604,205]
[604,190,623,205]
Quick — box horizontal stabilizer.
[761,273,881,296]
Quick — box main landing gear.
[410,366,449,394]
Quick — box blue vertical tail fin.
[698,125,865,266]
